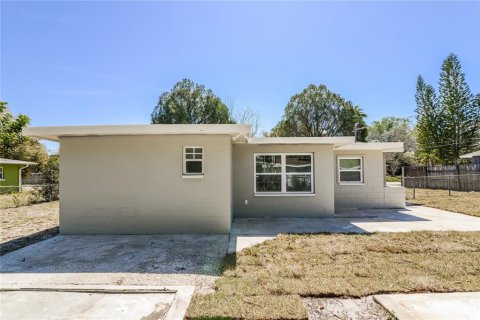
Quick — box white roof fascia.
[334,142,404,152]
[0,158,38,165]
[248,137,355,147]
[22,124,252,142]
[460,150,480,159]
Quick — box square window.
[338,157,363,183]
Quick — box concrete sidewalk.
[0,285,194,320]
[229,205,480,252]
[374,292,480,320]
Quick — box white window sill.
[254,193,316,197]
[182,175,204,179]
[338,182,364,186]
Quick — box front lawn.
[187,231,480,320]
[406,188,480,217]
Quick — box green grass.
[187,231,480,319]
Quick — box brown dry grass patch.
[187,232,480,319]
[0,201,59,255]
[406,188,480,217]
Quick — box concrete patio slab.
[0,285,194,320]
[0,234,228,294]
[229,205,480,252]
[374,292,480,320]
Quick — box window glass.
[186,161,202,173]
[184,147,203,175]
[255,155,281,173]
[286,155,312,173]
[254,153,313,193]
[256,175,282,192]
[286,174,312,192]
[339,158,361,170]
[340,171,361,182]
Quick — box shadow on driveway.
[0,234,229,276]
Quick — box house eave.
[23,124,252,142]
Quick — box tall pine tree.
[415,54,480,165]
[415,76,441,165]
[438,54,479,163]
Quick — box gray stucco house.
[24,124,405,234]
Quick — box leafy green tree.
[367,117,416,176]
[151,79,234,124]
[414,54,480,165]
[270,84,367,140]
[39,154,59,201]
[0,102,48,173]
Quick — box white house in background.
[460,150,480,164]
[23,124,405,234]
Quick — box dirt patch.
[0,201,59,255]
[303,296,393,320]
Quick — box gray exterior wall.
[233,144,335,218]
[334,150,405,209]
[59,134,232,234]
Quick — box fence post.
[448,175,451,196]
[413,177,416,199]
[401,167,405,187]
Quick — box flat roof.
[0,158,38,165]
[23,124,252,142]
[334,142,404,152]
[248,137,355,147]
[460,150,480,158]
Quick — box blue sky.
[1,1,480,152]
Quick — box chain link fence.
[0,184,59,202]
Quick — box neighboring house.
[0,158,38,193]
[460,150,480,164]
[23,124,405,234]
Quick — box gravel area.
[0,201,59,255]
[303,296,393,320]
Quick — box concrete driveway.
[0,234,228,319]
[1,234,228,292]
[229,205,480,252]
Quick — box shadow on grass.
[0,227,59,256]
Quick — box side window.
[183,147,203,175]
[338,156,363,184]
[0,166,3,179]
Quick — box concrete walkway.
[0,285,194,320]
[374,292,480,320]
[229,205,480,252]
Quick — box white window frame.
[183,146,204,176]
[254,153,314,196]
[0,166,3,180]
[337,156,364,184]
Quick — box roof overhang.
[460,150,480,159]
[23,124,252,142]
[248,137,355,147]
[334,142,404,152]
[0,158,38,165]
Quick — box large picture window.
[338,156,363,184]
[255,153,313,194]
[183,146,203,175]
